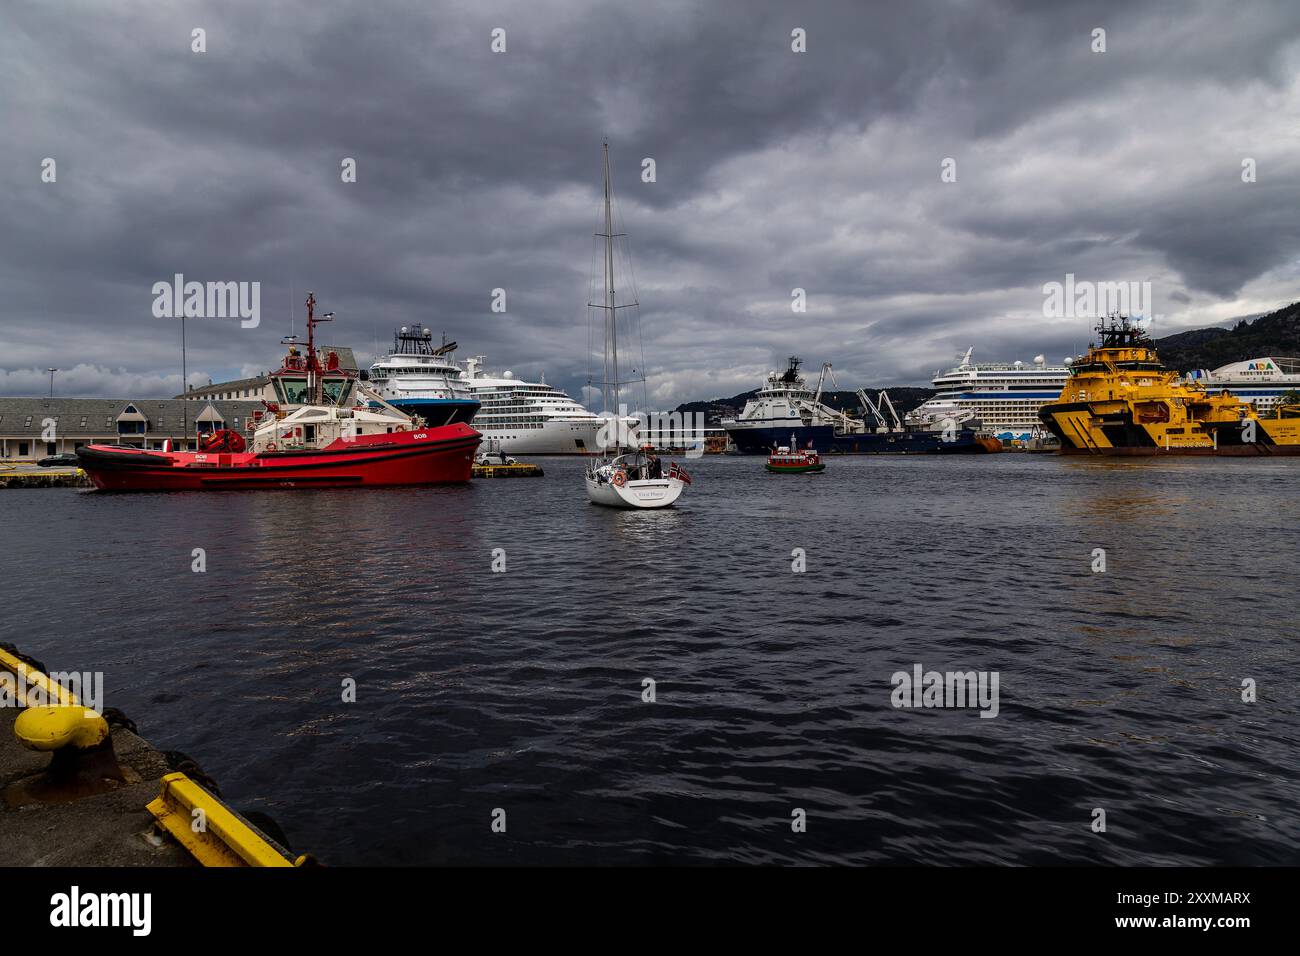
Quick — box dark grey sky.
[3,0,1299,406]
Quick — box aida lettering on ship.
[1185,356,1300,416]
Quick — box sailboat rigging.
[583,142,690,509]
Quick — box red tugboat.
[766,435,826,473]
[77,294,480,491]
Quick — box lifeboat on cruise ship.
[76,293,481,491]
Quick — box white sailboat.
[584,143,689,509]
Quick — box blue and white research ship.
[722,357,996,454]
[366,327,479,427]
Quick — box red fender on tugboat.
[199,429,247,453]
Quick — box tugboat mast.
[299,292,334,406]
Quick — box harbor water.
[2,454,1297,865]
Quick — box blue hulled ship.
[366,327,480,427]
[721,357,999,455]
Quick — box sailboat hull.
[585,475,685,508]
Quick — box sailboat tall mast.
[602,142,619,413]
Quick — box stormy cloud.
[3,0,1299,405]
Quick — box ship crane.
[877,391,901,430]
[811,362,857,430]
[813,362,836,406]
[855,388,902,432]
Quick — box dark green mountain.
[1152,300,1300,372]
[676,301,1300,424]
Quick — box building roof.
[0,397,264,434]
[181,374,270,397]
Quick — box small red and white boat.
[765,434,826,473]
[77,294,481,492]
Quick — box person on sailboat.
[646,451,663,480]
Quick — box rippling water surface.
[3,454,1298,865]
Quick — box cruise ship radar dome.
[1034,355,1045,366]
[503,370,514,379]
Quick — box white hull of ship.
[475,417,638,455]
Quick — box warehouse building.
[0,397,263,460]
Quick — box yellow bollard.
[14,706,110,752]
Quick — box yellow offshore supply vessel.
[1039,314,1300,456]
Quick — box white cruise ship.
[905,349,1070,440]
[1185,356,1300,414]
[459,357,617,455]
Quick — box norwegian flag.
[669,462,692,484]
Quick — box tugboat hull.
[77,424,480,491]
[1039,401,1300,456]
[766,462,826,472]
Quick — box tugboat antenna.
[305,292,320,405]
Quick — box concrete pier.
[472,462,544,478]
[2,647,304,867]
[1,464,541,485]
[0,467,90,489]
[0,703,195,866]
